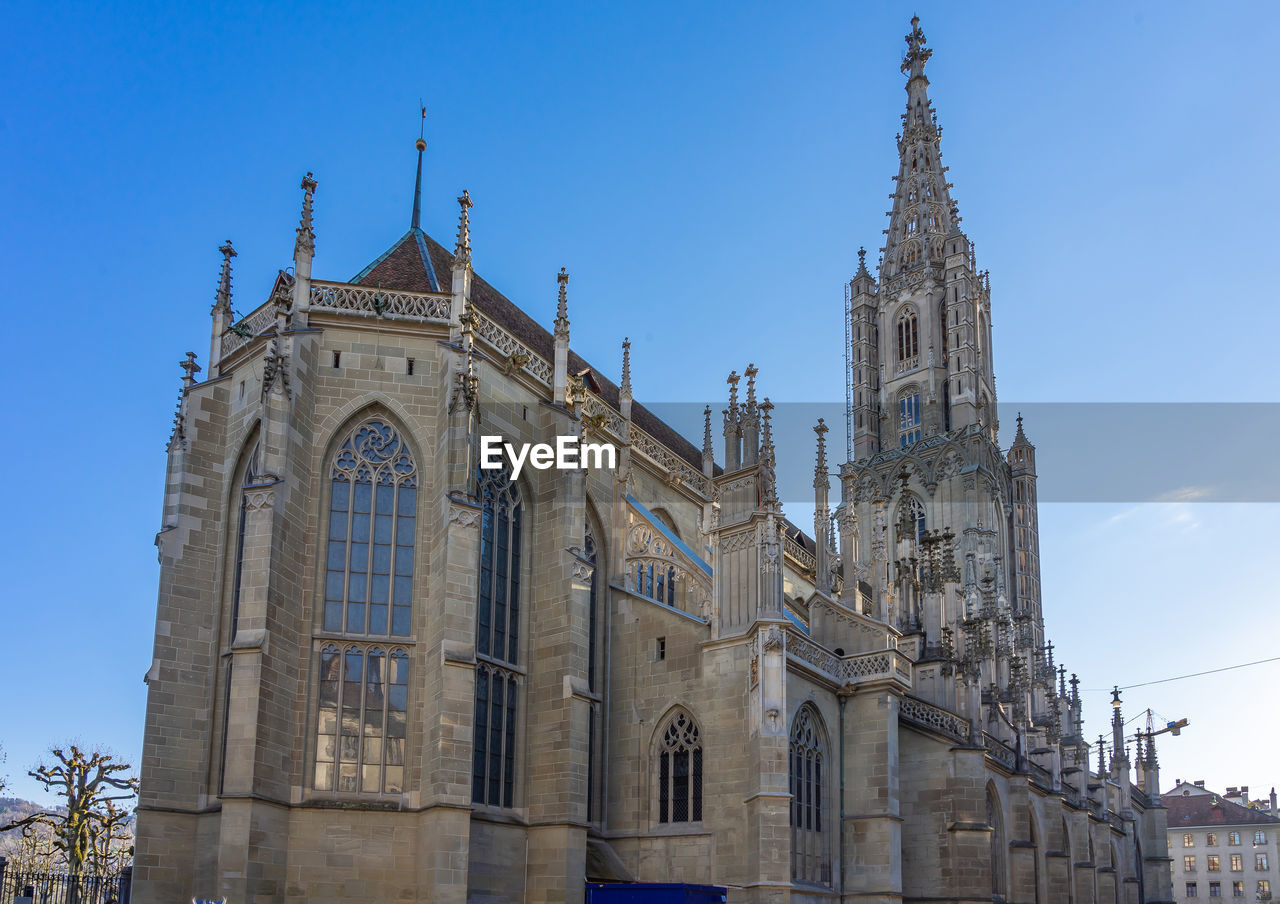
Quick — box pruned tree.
[0,744,139,875]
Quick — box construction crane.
[1129,708,1189,746]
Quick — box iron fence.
[0,862,131,904]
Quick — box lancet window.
[790,705,832,886]
[896,308,920,371]
[314,644,408,793]
[472,464,523,808]
[323,419,418,637]
[656,709,703,824]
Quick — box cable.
[1085,655,1280,693]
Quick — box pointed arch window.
[897,308,920,371]
[656,709,702,824]
[585,518,603,824]
[898,495,926,544]
[324,420,417,637]
[472,464,523,809]
[988,786,1008,898]
[898,392,922,446]
[313,644,408,793]
[790,706,832,886]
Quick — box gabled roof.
[350,230,711,473]
[1163,790,1280,828]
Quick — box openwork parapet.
[899,695,970,743]
[310,281,451,322]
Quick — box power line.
[1086,656,1280,693]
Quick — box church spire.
[411,104,426,231]
[881,15,960,280]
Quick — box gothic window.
[314,644,407,793]
[585,517,603,824]
[988,786,1007,898]
[906,215,919,236]
[220,437,260,794]
[896,308,920,371]
[324,420,418,637]
[899,393,921,447]
[636,562,676,606]
[899,495,926,543]
[790,705,832,886]
[473,464,523,808]
[656,709,702,824]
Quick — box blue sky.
[3,1,1278,803]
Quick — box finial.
[727,370,740,410]
[295,172,317,258]
[760,398,775,451]
[453,189,473,264]
[703,405,713,454]
[213,239,237,315]
[901,15,932,79]
[744,364,758,414]
[180,351,201,388]
[411,107,426,230]
[555,268,570,337]
[856,246,870,278]
[620,337,632,397]
[814,418,829,472]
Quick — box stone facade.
[1164,782,1280,904]
[134,17,1173,904]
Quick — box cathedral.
[134,17,1173,904]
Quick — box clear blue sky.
[3,1,1278,803]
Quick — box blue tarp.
[586,883,728,904]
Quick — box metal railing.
[0,863,131,904]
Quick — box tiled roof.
[352,229,440,293]
[1163,792,1280,828]
[355,230,714,474]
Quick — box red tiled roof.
[1163,792,1280,828]
[355,230,713,473]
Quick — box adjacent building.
[133,17,1174,904]
[1166,782,1280,903]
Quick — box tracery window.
[790,706,832,886]
[896,308,919,371]
[899,393,921,446]
[314,644,407,793]
[472,464,523,808]
[656,709,702,824]
[323,420,417,637]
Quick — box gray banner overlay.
[635,402,1280,504]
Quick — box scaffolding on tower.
[844,280,854,461]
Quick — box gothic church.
[135,18,1173,904]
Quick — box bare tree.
[0,744,138,876]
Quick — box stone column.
[523,461,592,904]
[742,624,790,904]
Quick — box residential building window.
[314,644,407,793]
[323,419,418,637]
[1256,832,1269,846]
[1209,855,1221,872]
[656,709,702,824]
[1187,856,1198,872]
[1186,834,1197,847]
[1233,881,1244,897]
[1231,855,1243,871]
[1210,881,1221,897]
[472,464,523,809]
[1257,854,1269,871]
[1230,833,1242,846]
[790,705,832,887]
[1188,882,1198,897]
[896,308,920,371]
[1258,880,1270,898]
[1209,834,1219,846]
[899,393,921,446]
